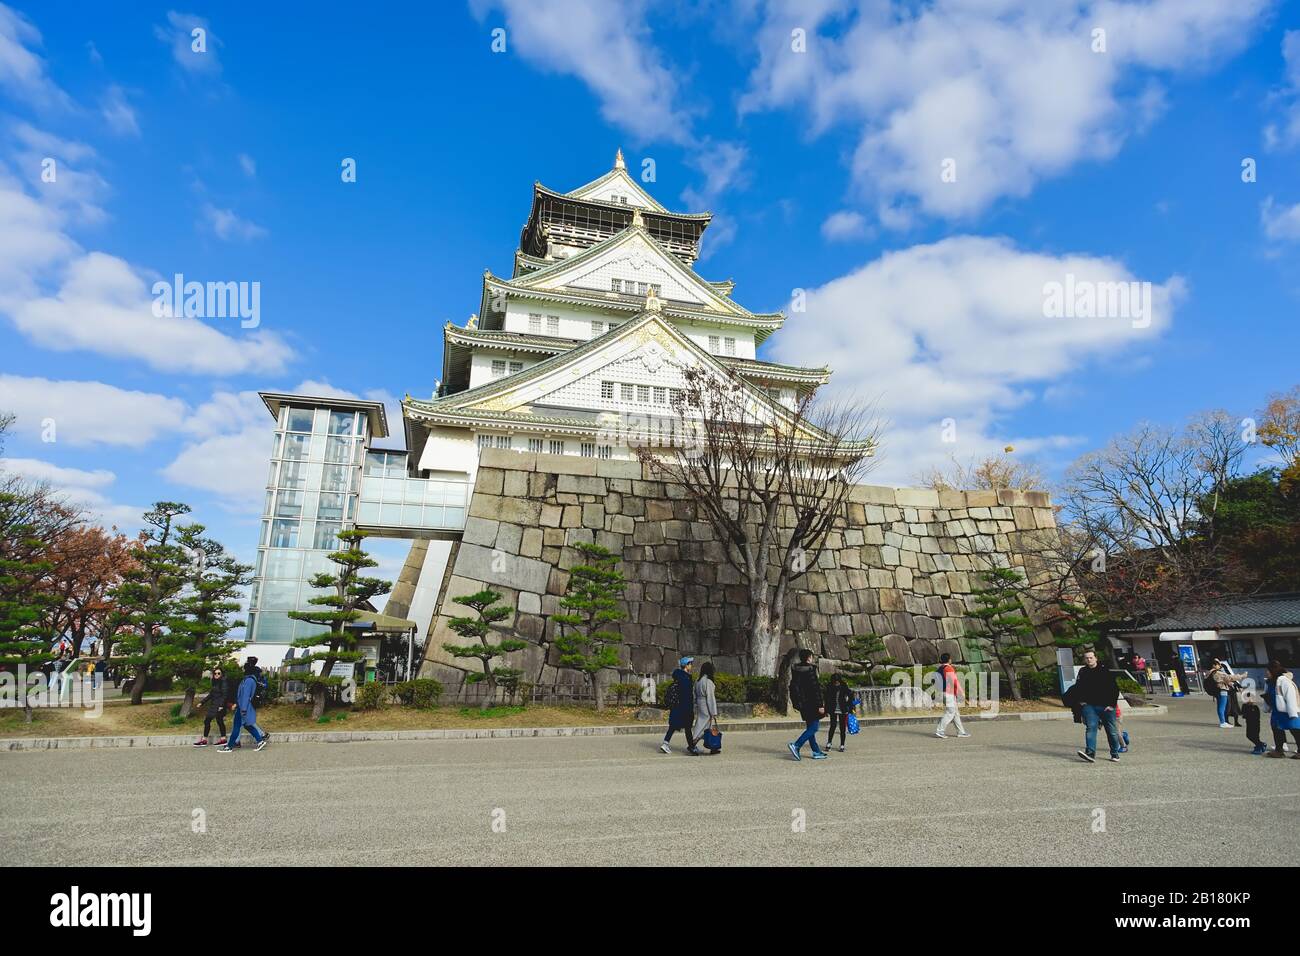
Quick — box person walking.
[787,649,827,761]
[1242,688,1267,756]
[692,661,721,755]
[932,653,969,739]
[1263,660,1300,759]
[660,657,699,755]
[1069,649,1122,763]
[824,673,853,752]
[218,661,268,752]
[193,666,231,747]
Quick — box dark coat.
[202,676,229,716]
[790,664,825,722]
[668,668,693,726]
[823,680,853,714]
[1071,664,1120,708]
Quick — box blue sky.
[2,0,1299,581]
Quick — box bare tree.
[916,450,1047,494]
[634,368,882,677]
[1057,411,1246,624]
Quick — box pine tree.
[552,542,626,711]
[162,525,251,718]
[287,529,390,719]
[0,491,59,722]
[109,502,191,705]
[1053,599,1101,664]
[968,566,1039,701]
[838,633,895,686]
[442,588,525,710]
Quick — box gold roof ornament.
[466,313,478,329]
[631,206,644,228]
[614,147,625,170]
[645,285,662,312]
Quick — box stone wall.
[418,449,1063,686]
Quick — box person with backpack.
[1068,649,1122,763]
[219,660,268,752]
[1263,660,1300,759]
[660,657,699,755]
[692,661,721,755]
[193,665,231,747]
[824,673,853,752]
[932,653,970,739]
[787,649,827,760]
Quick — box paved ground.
[2,699,1295,866]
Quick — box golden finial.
[614,147,625,170]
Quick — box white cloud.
[238,153,256,177]
[154,10,221,76]
[769,236,1185,484]
[201,202,267,241]
[1261,195,1300,240]
[100,84,140,137]
[821,209,869,241]
[8,250,293,375]
[1264,30,1300,150]
[0,374,188,447]
[470,0,689,143]
[0,455,143,531]
[6,122,109,226]
[740,0,1271,223]
[0,2,74,109]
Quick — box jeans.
[1081,703,1121,757]
[228,709,263,746]
[794,718,823,754]
[1215,690,1228,724]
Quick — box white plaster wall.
[418,425,478,479]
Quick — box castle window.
[491,360,506,377]
[708,335,720,353]
[636,385,650,403]
[724,337,736,356]
[591,320,604,336]
[598,445,613,459]
[477,435,492,450]
[494,435,512,449]
[601,381,614,400]
[548,439,564,455]
[620,384,634,401]
[528,438,543,453]
[547,315,560,335]
[653,387,666,404]
[528,313,542,334]
[610,279,622,293]
[580,442,596,458]
[509,361,523,374]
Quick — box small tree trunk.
[130,662,147,705]
[180,686,196,718]
[594,673,605,712]
[774,647,800,716]
[311,684,326,720]
[748,597,781,678]
[481,673,495,711]
[24,700,33,724]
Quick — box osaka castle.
[403,148,830,470]
[243,151,834,662]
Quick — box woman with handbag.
[693,661,722,755]
[824,673,853,752]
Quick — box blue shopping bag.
[847,712,860,735]
[703,726,723,751]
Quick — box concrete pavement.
[2,698,1295,866]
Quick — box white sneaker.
[659,742,671,754]
[934,732,947,739]
[1219,722,1232,728]
[957,731,972,737]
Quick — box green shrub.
[394,678,443,709]
[743,676,774,703]
[1019,669,1058,699]
[355,681,388,711]
[1116,677,1143,696]
[655,680,673,707]
[714,673,746,703]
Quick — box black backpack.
[250,672,268,707]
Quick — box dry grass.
[0,700,648,739]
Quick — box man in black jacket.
[1068,650,1122,763]
[787,649,828,761]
